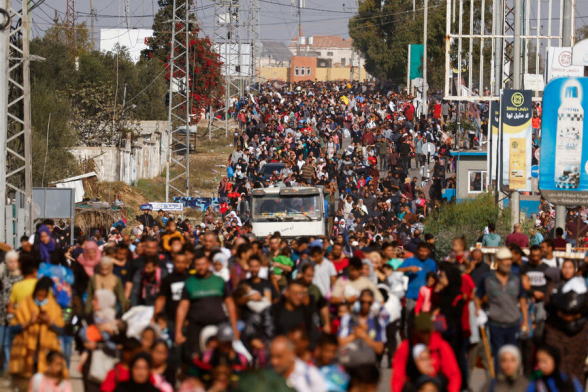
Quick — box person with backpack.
[129,256,162,307]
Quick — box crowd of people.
[0,81,587,392]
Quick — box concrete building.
[289,35,365,69]
[290,56,317,82]
[71,121,169,184]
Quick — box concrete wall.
[72,121,168,184]
[260,66,369,82]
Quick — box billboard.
[489,101,500,181]
[546,47,584,82]
[539,78,588,205]
[100,29,153,64]
[500,90,533,191]
[408,44,424,80]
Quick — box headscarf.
[497,345,523,382]
[37,225,56,264]
[9,277,64,378]
[438,262,463,325]
[94,256,118,292]
[362,258,377,285]
[535,345,577,392]
[77,241,102,277]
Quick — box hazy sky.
[31,0,588,45]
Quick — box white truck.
[250,186,327,239]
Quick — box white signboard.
[524,74,545,91]
[572,39,588,66]
[546,47,584,82]
[149,202,184,212]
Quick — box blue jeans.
[488,323,518,368]
[0,325,13,372]
[60,335,73,369]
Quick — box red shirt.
[331,257,349,273]
[100,364,157,392]
[391,332,461,392]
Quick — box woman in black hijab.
[437,263,467,391]
[114,353,159,392]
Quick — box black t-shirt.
[245,278,279,302]
[272,305,306,335]
[520,262,550,294]
[159,272,190,321]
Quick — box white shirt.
[312,258,337,297]
[542,257,561,269]
[287,359,327,392]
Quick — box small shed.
[450,151,488,202]
[52,172,98,203]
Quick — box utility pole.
[1,0,33,246]
[90,0,96,49]
[555,0,575,232]
[297,0,302,53]
[422,0,428,114]
[510,0,522,226]
[124,0,131,30]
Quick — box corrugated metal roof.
[261,41,293,63]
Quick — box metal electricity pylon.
[208,0,243,138]
[247,0,260,92]
[0,0,33,246]
[165,0,193,201]
[65,0,75,52]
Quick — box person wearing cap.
[475,247,529,364]
[187,323,249,389]
[138,209,155,229]
[391,313,462,392]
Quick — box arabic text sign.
[500,90,533,191]
[547,47,584,82]
[149,202,184,212]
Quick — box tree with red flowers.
[143,0,224,122]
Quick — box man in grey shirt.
[475,247,529,364]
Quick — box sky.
[30,0,588,47]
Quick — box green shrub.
[424,193,512,260]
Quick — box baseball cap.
[216,323,234,343]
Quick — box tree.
[144,0,224,121]
[577,25,588,42]
[31,82,79,186]
[349,0,491,90]
[66,83,140,147]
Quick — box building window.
[341,58,346,66]
[294,66,299,75]
[468,170,487,194]
[327,51,333,56]
[307,67,311,75]
[300,67,305,76]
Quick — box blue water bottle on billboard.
[555,80,583,189]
